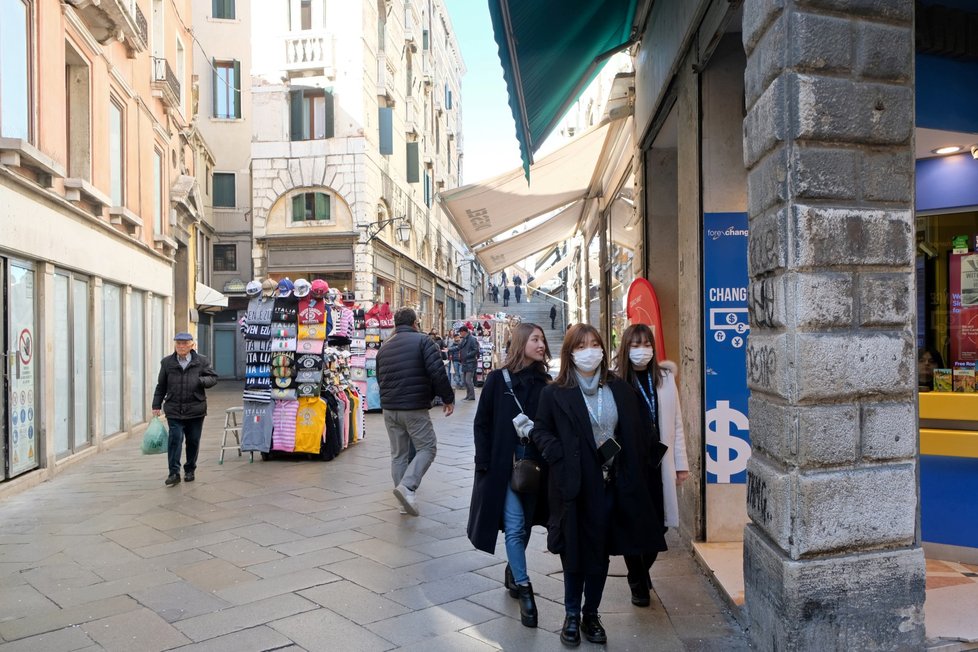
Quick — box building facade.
[0,0,211,488]
[250,0,471,334]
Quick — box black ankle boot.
[516,582,537,628]
[582,612,607,644]
[504,564,518,598]
[560,614,581,646]
[629,579,651,607]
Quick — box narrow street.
[0,385,747,651]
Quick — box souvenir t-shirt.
[295,397,328,453]
[270,323,297,338]
[297,383,321,398]
[246,351,272,365]
[246,296,274,325]
[242,388,272,403]
[244,323,272,341]
[272,296,299,322]
[296,354,323,371]
[296,369,321,384]
[271,337,298,352]
[296,339,325,355]
[271,388,298,401]
[245,339,272,352]
[242,400,274,452]
[245,376,272,390]
[297,297,327,325]
[299,323,328,340]
[246,364,272,378]
[271,352,295,368]
[272,400,299,451]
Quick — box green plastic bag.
[141,417,168,455]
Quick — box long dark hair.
[616,323,664,388]
[503,322,551,376]
[554,324,609,388]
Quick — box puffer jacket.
[376,325,454,409]
[152,351,219,419]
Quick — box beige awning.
[195,282,228,309]
[528,254,574,289]
[438,120,617,246]
[473,201,583,273]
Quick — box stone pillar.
[741,1,924,649]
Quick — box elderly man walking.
[376,308,455,515]
[152,332,218,486]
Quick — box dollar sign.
[705,400,751,483]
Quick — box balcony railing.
[405,98,418,135]
[66,0,147,51]
[284,31,335,75]
[152,57,181,109]
[134,3,148,47]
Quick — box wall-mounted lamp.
[363,216,411,244]
[932,145,963,155]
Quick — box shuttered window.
[378,107,393,155]
[212,0,234,19]
[213,173,235,207]
[291,192,331,221]
[406,142,419,183]
[289,89,334,140]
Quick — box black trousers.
[564,566,609,616]
[167,416,205,475]
[623,551,660,589]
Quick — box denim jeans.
[463,370,475,399]
[452,361,462,387]
[167,416,205,476]
[503,472,537,585]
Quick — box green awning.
[488,0,639,178]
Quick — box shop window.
[291,192,331,221]
[214,244,237,271]
[378,106,393,155]
[290,88,334,140]
[129,291,145,424]
[213,172,235,207]
[109,97,125,206]
[151,295,166,368]
[102,283,123,436]
[0,0,31,140]
[212,0,234,19]
[54,271,90,456]
[213,59,241,119]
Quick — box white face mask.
[572,348,603,372]
[629,347,655,367]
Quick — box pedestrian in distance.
[467,322,552,628]
[501,270,508,287]
[531,324,666,646]
[152,332,219,486]
[514,284,523,304]
[615,323,688,607]
[376,307,455,516]
[513,274,522,287]
[550,304,558,330]
[503,286,511,307]
[448,333,464,388]
[457,326,481,401]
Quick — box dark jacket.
[550,306,557,319]
[458,334,480,372]
[152,351,219,420]
[467,367,551,554]
[503,288,511,299]
[377,325,454,409]
[531,377,666,573]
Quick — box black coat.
[467,367,551,554]
[457,334,480,372]
[531,377,666,573]
[376,325,454,409]
[152,351,218,420]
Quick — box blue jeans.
[167,416,205,476]
[503,474,537,584]
[452,361,462,387]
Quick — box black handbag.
[503,370,542,493]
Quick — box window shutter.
[226,0,235,19]
[232,60,241,118]
[289,90,305,141]
[324,91,334,138]
[448,89,453,110]
[292,194,305,221]
[211,58,218,117]
[378,107,393,155]
[315,192,329,220]
[406,142,419,183]
[212,0,219,17]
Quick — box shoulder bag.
[503,369,542,494]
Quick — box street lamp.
[363,216,411,244]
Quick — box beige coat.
[656,361,688,527]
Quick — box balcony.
[284,31,335,78]
[421,56,432,85]
[151,57,181,110]
[377,54,396,103]
[405,98,419,136]
[66,0,148,53]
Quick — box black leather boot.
[629,579,651,607]
[581,612,607,644]
[516,582,537,628]
[560,614,581,646]
[504,564,518,598]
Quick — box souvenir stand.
[238,278,365,461]
[351,302,394,412]
[452,315,498,386]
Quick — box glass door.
[7,260,38,477]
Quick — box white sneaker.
[393,484,419,516]
[398,506,408,515]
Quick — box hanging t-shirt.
[272,296,299,322]
[244,323,272,341]
[246,296,274,325]
[245,339,272,352]
[270,388,297,401]
[296,339,325,355]
[298,323,328,340]
[298,297,328,325]
[245,376,272,390]
[271,337,298,351]
[242,388,272,403]
[242,401,274,452]
[295,397,327,453]
[246,351,272,366]
[270,323,297,338]
[296,353,323,371]
[272,399,299,451]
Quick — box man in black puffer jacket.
[152,332,219,487]
[376,307,455,516]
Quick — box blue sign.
[703,213,751,483]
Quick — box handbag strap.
[501,369,525,414]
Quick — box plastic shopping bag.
[141,417,168,455]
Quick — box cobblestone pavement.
[0,384,749,651]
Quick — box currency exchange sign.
[702,213,751,483]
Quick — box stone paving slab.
[0,384,749,650]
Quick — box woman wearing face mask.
[467,323,552,628]
[615,323,689,607]
[531,324,666,646]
